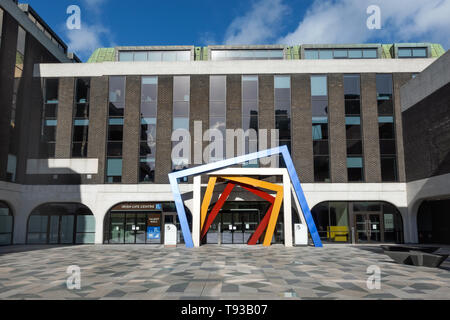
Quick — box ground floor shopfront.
[1,181,448,246]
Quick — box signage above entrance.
[111,202,162,212]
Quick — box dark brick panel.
[226,75,242,159]
[55,77,75,158]
[393,73,412,182]
[291,74,314,183]
[328,74,347,183]
[259,75,275,169]
[190,75,209,183]
[361,73,381,182]
[0,12,18,180]
[155,76,173,184]
[87,76,108,184]
[122,76,141,184]
[403,82,450,181]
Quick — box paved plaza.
[0,244,449,300]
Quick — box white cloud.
[66,24,109,56]
[278,0,450,48]
[65,0,113,60]
[82,0,107,10]
[224,0,289,45]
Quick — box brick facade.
[403,82,450,181]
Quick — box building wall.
[0,11,18,181]
[18,73,417,185]
[403,82,450,182]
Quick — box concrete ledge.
[26,159,99,175]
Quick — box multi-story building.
[0,0,448,247]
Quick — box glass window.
[314,156,330,182]
[319,50,333,59]
[211,49,283,61]
[363,49,377,58]
[209,76,226,162]
[381,157,397,182]
[162,51,177,61]
[304,50,319,59]
[75,78,90,103]
[210,76,226,102]
[173,76,190,102]
[140,77,157,183]
[412,48,427,57]
[344,75,360,99]
[107,159,123,182]
[134,51,147,61]
[45,79,59,103]
[348,49,363,58]
[376,74,393,96]
[109,76,126,107]
[119,52,133,61]
[311,76,328,96]
[334,49,348,58]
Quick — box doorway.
[108,212,162,244]
[205,209,260,245]
[354,213,383,243]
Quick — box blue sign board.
[147,227,161,240]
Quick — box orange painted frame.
[200,176,283,247]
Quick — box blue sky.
[25,0,450,61]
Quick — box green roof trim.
[87,48,116,63]
[86,43,445,62]
[430,44,445,58]
[381,45,393,59]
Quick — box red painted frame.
[200,181,276,245]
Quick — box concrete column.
[55,77,75,158]
[87,76,108,184]
[328,74,347,183]
[291,74,314,183]
[155,76,173,184]
[122,76,140,184]
[192,175,201,247]
[361,73,382,182]
[283,171,292,247]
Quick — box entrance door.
[109,212,162,244]
[219,210,260,244]
[354,213,383,243]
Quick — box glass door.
[49,216,60,244]
[354,213,383,243]
[125,213,136,244]
[233,212,244,244]
[110,213,125,243]
[243,211,259,244]
[135,214,146,244]
[221,211,233,244]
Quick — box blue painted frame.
[168,146,323,248]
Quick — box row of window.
[116,47,428,62]
[119,50,191,62]
[41,74,399,183]
[210,49,284,61]
[305,48,378,60]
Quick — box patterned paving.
[0,244,449,300]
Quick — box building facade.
[0,1,449,247]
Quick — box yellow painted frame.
[219,176,283,247]
[200,177,217,230]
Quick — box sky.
[24,0,450,61]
